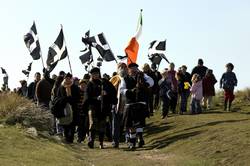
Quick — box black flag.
[46,28,68,72]
[46,60,59,73]
[1,67,6,74]
[24,22,41,60]
[79,49,93,64]
[1,67,8,88]
[22,62,32,77]
[148,40,169,64]
[82,33,116,62]
[80,30,93,66]
[149,40,166,53]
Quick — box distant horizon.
[0,0,249,90]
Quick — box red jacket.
[202,75,217,96]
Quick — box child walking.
[202,69,217,110]
[220,63,237,111]
[159,69,172,119]
[190,74,203,114]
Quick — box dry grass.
[235,88,250,103]
[0,93,29,118]
[0,93,53,131]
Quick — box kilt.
[123,102,148,129]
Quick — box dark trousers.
[180,91,190,113]
[106,113,112,141]
[88,130,105,145]
[148,89,154,114]
[169,92,178,114]
[77,115,88,142]
[63,123,76,143]
[88,110,106,145]
[153,92,160,110]
[161,95,170,116]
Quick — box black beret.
[83,73,90,80]
[198,59,204,65]
[90,67,100,74]
[64,72,72,78]
[59,71,66,76]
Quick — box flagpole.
[26,73,30,83]
[61,24,73,74]
[33,21,45,69]
[39,50,45,69]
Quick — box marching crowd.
[9,58,237,150]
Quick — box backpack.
[57,103,73,125]
[50,96,67,118]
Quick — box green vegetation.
[0,90,250,166]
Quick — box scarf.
[62,79,73,97]
[110,75,121,90]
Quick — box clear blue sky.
[0,0,249,90]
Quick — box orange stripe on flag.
[125,37,139,65]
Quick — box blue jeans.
[190,98,202,114]
[180,91,190,113]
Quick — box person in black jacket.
[191,59,208,79]
[51,75,64,135]
[220,63,238,111]
[36,73,53,109]
[142,63,155,116]
[178,65,192,114]
[57,73,80,143]
[151,63,162,111]
[76,79,88,143]
[27,72,41,102]
[121,63,154,149]
[83,67,117,149]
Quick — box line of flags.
[22,9,170,77]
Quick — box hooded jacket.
[190,80,203,100]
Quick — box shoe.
[138,140,145,148]
[99,143,104,149]
[88,141,94,149]
[77,138,82,144]
[128,144,136,150]
[161,114,167,119]
[62,139,73,144]
[112,142,119,148]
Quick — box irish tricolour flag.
[125,10,143,65]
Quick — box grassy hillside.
[0,91,250,166]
